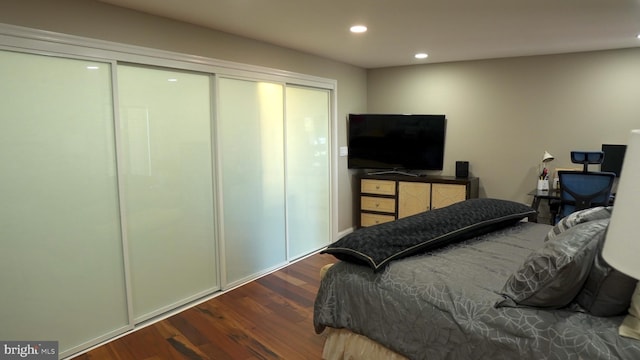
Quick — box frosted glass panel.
[285,86,331,258]
[118,65,217,322]
[0,51,128,354]
[218,78,286,285]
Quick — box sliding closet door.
[285,86,331,258]
[217,77,286,286]
[0,51,129,355]
[117,65,218,322]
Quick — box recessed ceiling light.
[168,78,178,82]
[350,25,367,33]
[637,33,640,39]
[86,65,100,70]
[415,53,429,59]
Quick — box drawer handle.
[375,203,380,207]
[375,185,380,189]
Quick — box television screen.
[601,144,627,177]
[348,114,446,171]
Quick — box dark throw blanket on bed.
[322,198,536,271]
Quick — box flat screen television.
[348,114,446,171]
[601,144,627,177]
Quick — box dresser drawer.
[361,196,396,213]
[361,213,396,227]
[361,179,396,195]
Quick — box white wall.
[367,49,640,204]
[3,0,639,231]
[0,0,367,233]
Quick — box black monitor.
[601,144,627,177]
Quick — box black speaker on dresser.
[456,161,469,178]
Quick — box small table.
[528,189,560,224]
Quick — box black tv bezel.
[347,113,446,171]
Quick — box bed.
[314,199,640,360]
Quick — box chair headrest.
[571,151,605,172]
[570,151,604,165]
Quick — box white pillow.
[619,282,640,340]
[545,206,612,242]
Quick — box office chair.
[571,151,605,172]
[555,151,615,221]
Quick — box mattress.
[314,221,640,360]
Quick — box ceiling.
[99,0,640,69]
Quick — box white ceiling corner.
[99,0,640,69]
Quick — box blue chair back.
[557,170,615,219]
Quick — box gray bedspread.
[314,222,640,360]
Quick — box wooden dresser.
[359,174,479,227]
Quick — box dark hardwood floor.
[76,253,336,360]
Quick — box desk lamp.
[602,129,640,339]
[541,151,554,176]
[538,151,554,190]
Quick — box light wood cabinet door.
[398,182,431,218]
[431,183,467,209]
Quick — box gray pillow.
[496,219,609,309]
[575,237,638,317]
[545,206,612,242]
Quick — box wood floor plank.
[155,321,212,360]
[76,253,334,359]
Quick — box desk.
[528,189,560,224]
